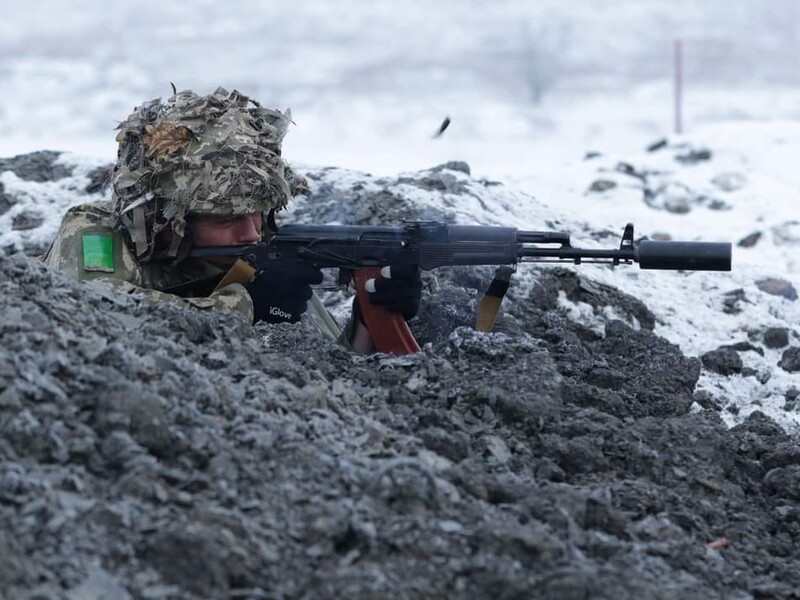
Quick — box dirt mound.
[2,248,799,599]
[2,153,799,599]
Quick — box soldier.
[43,87,420,352]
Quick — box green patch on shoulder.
[82,234,115,272]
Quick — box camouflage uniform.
[43,87,341,341]
[43,200,255,319]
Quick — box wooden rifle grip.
[353,267,421,355]
[212,258,257,292]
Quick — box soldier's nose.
[233,215,261,243]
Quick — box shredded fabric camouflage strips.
[112,87,293,261]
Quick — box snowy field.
[1,0,799,429]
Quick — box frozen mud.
[0,152,799,599]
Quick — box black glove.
[244,264,323,324]
[356,265,422,324]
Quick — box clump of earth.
[1,152,799,599]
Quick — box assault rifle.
[189,222,732,353]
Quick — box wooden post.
[674,39,683,135]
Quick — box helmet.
[112,86,292,261]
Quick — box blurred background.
[1,0,800,177]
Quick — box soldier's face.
[191,213,263,247]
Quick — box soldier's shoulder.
[44,200,140,283]
[62,200,115,225]
[53,200,116,241]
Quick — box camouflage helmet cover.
[112,86,292,260]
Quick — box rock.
[740,366,757,378]
[141,523,253,597]
[784,388,800,411]
[85,164,114,195]
[585,366,624,390]
[584,151,602,160]
[675,148,712,164]
[756,278,798,301]
[737,232,761,248]
[588,179,617,193]
[704,197,732,211]
[764,328,790,349]
[694,389,722,411]
[399,171,467,194]
[778,347,800,372]
[482,435,512,465]
[0,150,72,182]
[411,287,482,346]
[762,442,800,471]
[648,182,694,214]
[11,210,44,231]
[646,138,668,152]
[711,172,747,192]
[420,427,471,462]
[429,161,471,176]
[755,369,772,384]
[0,182,12,216]
[664,196,691,214]
[478,178,502,187]
[615,162,642,177]
[701,347,743,375]
[67,567,133,600]
[100,431,146,471]
[527,268,656,331]
[726,341,764,356]
[763,465,800,501]
[770,221,800,246]
[722,288,750,315]
[140,585,183,600]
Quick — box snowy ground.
[1,1,798,429]
[513,123,800,431]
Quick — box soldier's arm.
[97,278,255,322]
